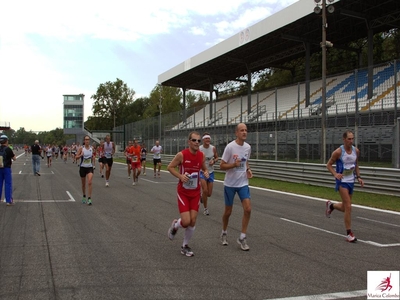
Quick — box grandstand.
[171,62,400,130]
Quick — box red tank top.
[177,148,204,195]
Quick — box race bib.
[183,172,198,190]
[132,155,138,162]
[83,158,91,164]
[105,152,112,159]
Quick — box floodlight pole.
[321,0,327,164]
[159,97,162,141]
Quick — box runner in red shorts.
[128,139,142,186]
[167,131,209,257]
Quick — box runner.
[75,135,95,205]
[63,144,68,163]
[326,130,364,242]
[54,144,59,160]
[167,131,209,257]
[97,140,106,178]
[151,140,162,178]
[71,143,77,163]
[141,143,147,176]
[124,140,133,179]
[128,139,141,185]
[103,135,115,187]
[45,144,53,167]
[199,132,219,216]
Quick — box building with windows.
[63,94,84,135]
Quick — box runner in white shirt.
[75,135,95,205]
[219,123,253,251]
[103,135,115,187]
[199,132,218,216]
[151,140,163,178]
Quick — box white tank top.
[80,146,93,168]
[104,142,113,158]
[200,145,215,173]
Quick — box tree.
[144,85,183,118]
[91,78,135,130]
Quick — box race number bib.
[83,158,91,164]
[132,155,138,162]
[105,152,112,159]
[235,158,246,172]
[183,172,198,190]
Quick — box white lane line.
[66,191,75,202]
[357,216,400,227]
[13,191,75,203]
[280,218,400,247]
[246,184,400,216]
[265,289,367,300]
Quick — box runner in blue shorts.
[199,132,219,216]
[219,123,253,251]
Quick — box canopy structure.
[158,0,400,93]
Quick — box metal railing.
[157,155,400,197]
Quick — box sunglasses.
[190,139,201,143]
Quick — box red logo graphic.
[376,273,393,292]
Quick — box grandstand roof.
[158,0,400,92]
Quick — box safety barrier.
[158,154,400,197]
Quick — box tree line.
[4,29,399,143]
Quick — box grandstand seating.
[171,62,400,129]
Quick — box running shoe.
[87,199,92,206]
[181,245,194,257]
[6,202,15,206]
[128,176,131,179]
[81,197,86,204]
[325,200,332,218]
[101,174,104,178]
[157,172,161,178]
[203,208,209,216]
[221,233,228,246]
[143,172,146,176]
[237,237,250,251]
[105,182,109,187]
[168,219,178,240]
[132,182,136,186]
[346,232,357,243]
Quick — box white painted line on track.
[356,216,400,227]
[13,191,75,203]
[280,218,400,247]
[244,184,400,216]
[265,289,367,300]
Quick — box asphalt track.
[1,150,399,300]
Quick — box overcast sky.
[0,0,298,132]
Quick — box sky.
[0,0,298,132]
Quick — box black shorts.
[105,158,113,167]
[153,158,161,165]
[141,158,146,163]
[79,167,93,177]
[98,157,106,164]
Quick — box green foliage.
[6,127,73,146]
[91,78,136,129]
[144,85,183,118]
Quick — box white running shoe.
[221,233,228,246]
[325,200,332,218]
[237,237,250,251]
[105,182,109,187]
[168,219,178,240]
